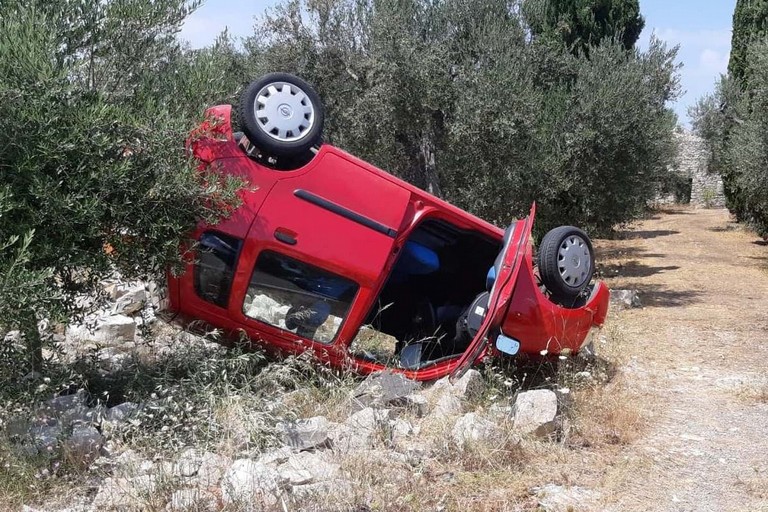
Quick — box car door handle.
[274,228,297,245]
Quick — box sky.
[179,0,738,126]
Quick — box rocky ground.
[1,206,766,512]
[2,274,615,512]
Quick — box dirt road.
[595,208,768,512]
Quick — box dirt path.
[594,208,768,512]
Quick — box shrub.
[0,1,242,372]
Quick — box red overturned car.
[164,73,610,381]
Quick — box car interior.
[354,218,501,369]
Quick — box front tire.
[538,226,595,304]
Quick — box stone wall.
[674,130,726,208]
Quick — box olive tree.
[249,0,679,235]
[0,1,241,372]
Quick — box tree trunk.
[22,311,43,374]
[420,136,442,198]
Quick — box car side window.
[243,251,358,344]
[194,232,242,308]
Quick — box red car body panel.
[166,105,610,381]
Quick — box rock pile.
[8,277,571,511]
[12,369,566,511]
[62,279,158,366]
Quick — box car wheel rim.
[253,81,315,142]
[557,235,591,288]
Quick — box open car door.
[449,204,537,380]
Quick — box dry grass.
[0,435,92,511]
[734,379,768,403]
[560,325,647,449]
[739,472,768,500]
[0,274,649,512]
[567,374,645,448]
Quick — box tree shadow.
[633,285,702,308]
[650,208,692,217]
[598,261,680,279]
[594,244,646,260]
[746,255,768,273]
[615,229,681,240]
[709,225,738,233]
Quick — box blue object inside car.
[486,266,496,291]
[391,241,440,283]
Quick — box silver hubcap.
[557,235,591,288]
[254,81,315,142]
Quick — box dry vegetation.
[0,235,658,512]
[0,312,645,512]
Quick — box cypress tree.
[525,0,645,53]
[728,0,768,84]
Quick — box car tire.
[238,73,324,159]
[538,226,595,304]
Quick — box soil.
[594,207,768,512]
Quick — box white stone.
[452,369,485,401]
[29,422,61,452]
[112,284,147,315]
[97,348,131,371]
[174,449,232,487]
[328,422,374,453]
[96,315,136,343]
[489,403,514,420]
[166,489,217,512]
[452,413,501,447]
[290,479,353,499]
[221,459,283,507]
[64,425,104,465]
[350,371,421,411]
[423,376,452,401]
[279,416,330,451]
[346,407,390,432]
[90,479,133,511]
[420,377,462,418]
[255,446,293,467]
[68,315,136,345]
[433,392,463,417]
[279,467,314,486]
[43,389,89,415]
[279,451,340,482]
[105,402,141,423]
[3,330,21,344]
[391,418,416,438]
[91,475,157,510]
[534,483,599,512]
[513,389,559,438]
[402,394,429,417]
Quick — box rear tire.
[238,73,324,159]
[538,226,595,304]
